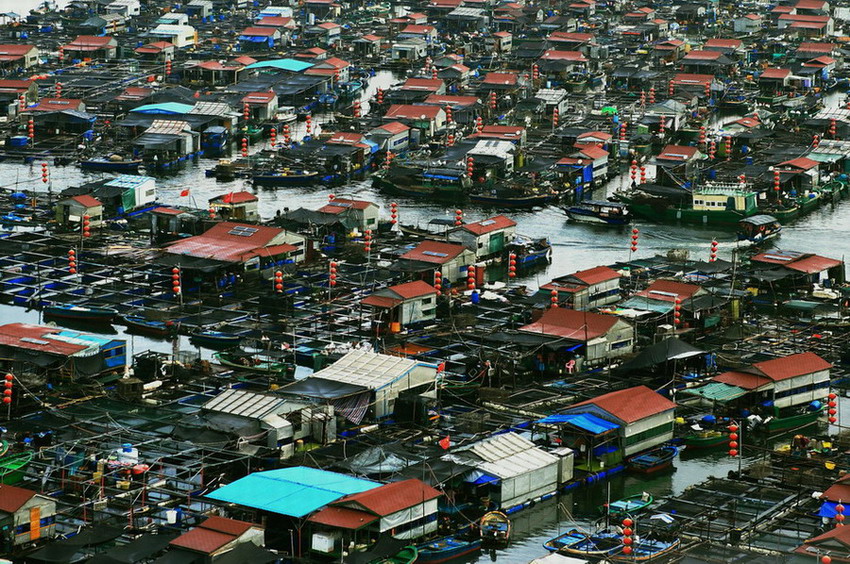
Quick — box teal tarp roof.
[537,413,619,435]
[205,466,378,517]
[246,58,314,72]
[620,296,675,314]
[130,102,194,115]
[681,382,747,402]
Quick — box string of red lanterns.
[329,261,338,287]
[709,239,718,262]
[630,227,639,253]
[364,229,373,254]
[305,114,312,137]
[274,270,284,294]
[674,296,682,326]
[828,392,838,424]
[445,105,453,125]
[552,108,559,128]
[532,64,539,81]
[724,135,732,161]
[639,165,646,185]
[619,122,627,143]
[489,91,496,110]
[630,159,637,182]
[165,59,172,76]
[476,116,484,133]
[2,373,12,406]
[283,124,291,146]
[27,117,34,144]
[171,266,181,296]
[434,270,442,295]
[621,517,634,556]
[42,162,49,184]
[352,100,361,119]
[466,156,474,179]
[639,90,646,106]
[376,88,384,104]
[208,206,216,219]
[648,86,656,105]
[269,127,277,148]
[708,140,716,160]
[455,209,463,226]
[55,82,62,97]
[467,265,476,291]
[550,289,558,308]
[390,202,398,225]
[836,501,845,527]
[508,252,517,279]
[68,249,77,274]
[728,423,739,457]
[82,214,91,238]
[813,134,820,149]
[241,136,248,157]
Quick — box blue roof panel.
[245,58,313,72]
[536,413,620,435]
[130,102,194,115]
[205,467,378,517]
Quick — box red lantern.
[623,546,633,555]
[552,108,559,127]
[2,397,10,405]
[623,536,633,545]
[729,449,738,457]
[822,556,832,564]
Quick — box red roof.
[460,215,516,235]
[151,207,186,215]
[64,36,115,50]
[540,50,587,62]
[317,198,374,212]
[821,475,850,502]
[780,157,820,170]
[385,104,442,120]
[400,241,466,264]
[401,24,435,34]
[241,26,277,37]
[363,281,437,309]
[703,38,742,49]
[68,195,102,208]
[577,131,612,142]
[482,72,518,85]
[165,222,297,263]
[569,385,676,424]
[760,68,791,79]
[789,21,828,29]
[0,45,35,56]
[423,94,479,107]
[0,484,36,513]
[375,121,410,135]
[31,98,84,112]
[797,42,835,53]
[334,479,441,516]
[361,294,400,309]
[307,506,380,529]
[256,16,293,27]
[0,323,87,357]
[779,13,830,22]
[134,41,174,54]
[786,254,842,274]
[713,370,771,390]
[796,0,826,9]
[242,92,276,104]
[548,31,594,43]
[115,87,153,101]
[573,265,620,285]
[683,50,722,61]
[657,145,699,162]
[754,352,831,381]
[671,73,714,86]
[169,516,256,554]
[519,308,620,341]
[634,279,701,301]
[476,125,524,140]
[402,78,444,91]
[578,145,609,160]
[325,132,367,146]
[211,191,257,204]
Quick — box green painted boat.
[212,351,295,377]
[761,405,825,433]
[682,429,727,449]
[602,493,653,516]
[370,545,418,564]
[0,451,33,484]
[373,165,471,201]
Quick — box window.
[366,218,376,225]
[611,339,631,350]
[623,422,672,446]
[422,297,433,305]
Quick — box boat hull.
[45,305,116,322]
[80,159,142,173]
[417,536,482,563]
[566,209,631,225]
[253,172,320,187]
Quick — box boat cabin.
[691,184,758,215]
[315,198,379,232]
[209,191,259,222]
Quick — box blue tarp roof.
[536,413,620,435]
[130,102,194,115]
[818,500,839,518]
[246,58,313,72]
[205,467,378,517]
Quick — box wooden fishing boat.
[507,236,552,268]
[44,304,117,323]
[190,329,242,348]
[553,529,623,558]
[212,350,295,377]
[626,446,679,474]
[369,545,418,564]
[252,169,321,187]
[80,156,143,173]
[682,429,727,449]
[480,510,511,545]
[417,535,482,563]
[755,404,826,434]
[609,537,681,562]
[603,492,653,516]
[121,315,175,338]
[373,163,471,201]
[0,451,33,485]
[470,187,558,208]
[738,215,781,244]
[565,201,630,225]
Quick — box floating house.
[55,195,103,229]
[395,240,477,283]
[168,516,265,560]
[540,266,621,310]
[209,191,259,222]
[0,484,57,547]
[361,280,439,331]
[447,215,517,259]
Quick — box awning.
[681,382,747,402]
[536,413,619,435]
[618,337,705,371]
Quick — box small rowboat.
[212,351,295,377]
[369,545,418,564]
[553,529,622,558]
[0,452,33,485]
[627,446,679,474]
[480,510,511,545]
[603,492,653,516]
[417,535,482,563]
[190,329,241,349]
[609,537,681,562]
[121,315,175,338]
[44,304,117,323]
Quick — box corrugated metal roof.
[307,506,379,529]
[334,479,441,516]
[206,467,378,517]
[681,382,747,402]
[202,389,284,419]
[467,433,559,479]
[309,349,431,390]
[0,484,36,513]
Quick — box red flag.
[438,436,450,450]
[180,188,190,197]
[222,192,233,204]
